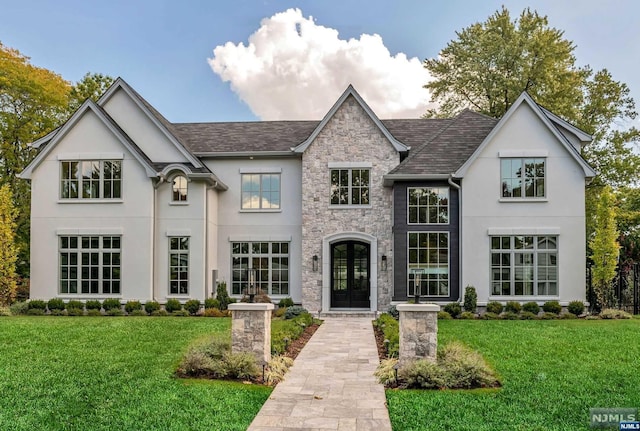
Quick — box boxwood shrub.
[47,298,65,311]
[28,300,46,310]
[277,297,295,308]
[144,301,160,314]
[542,300,562,314]
[443,302,462,318]
[463,285,477,313]
[85,300,102,311]
[567,300,585,316]
[522,301,540,314]
[102,298,121,311]
[165,299,182,313]
[505,301,521,314]
[486,301,503,314]
[185,299,201,315]
[204,298,219,309]
[125,300,142,313]
[67,300,84,310]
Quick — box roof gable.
[292,85,409,153]
[454,92,596,178]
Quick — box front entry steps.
[319,310,378,318]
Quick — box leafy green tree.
[0,184,18,305]
[68,72,114,112]
[590,186,620,310]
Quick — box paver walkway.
[248,317,392,431]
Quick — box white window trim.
[171,175,188,204]
[328,161,372,169]
[57,153,124,160]
[239,167,282,174]
[406,187,450,225]
[406,231,450,298]
[499,157,546,199]
[168,236,190,296]
[230,241,290,297]
[329,167,371,207]
[240,172,282,211]
[59,159,122,200]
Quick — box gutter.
[448,174,463,303]
[152,175,166,302]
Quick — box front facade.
[20,79,595,310]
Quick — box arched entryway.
[330,240,370,308]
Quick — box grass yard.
[387,319,640,431]
[0,317,271,431]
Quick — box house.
[19,78,595,312]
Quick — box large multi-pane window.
[330,169,370,205]
[59,235,121,294]
[491,235,558,296]
[241,173,280,209]
[407,232,449,297]
[501,158,545,198]
[408,187,449,224]
[169,237,189,295]
[60,160,122,199]
[231,242,289,296]
[172,175,188,202]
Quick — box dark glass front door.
[331,241,370,308]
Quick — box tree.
[68,72,114,112]
[589,186,620,310]
[0,184,18,305]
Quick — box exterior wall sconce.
[381,255,388,272]
[312,255,318,272]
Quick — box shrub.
[221,352,259,379]
[399,359,445,389]
[373,313,399,357]
[151,309,170,317]
[172,310,190,317]
[486,301,503,314]
[27,308,45,316]
[387,305,399,320]
[505,301,521,314]
[86,309,102,316]
[67,308,84,316]
[522,301,540,314]
[106,308,124,316]
[560,312,577,319]
[284,306,308,319]
[204,298,219,309]
[178,336,258,380]
[0,306,12,316]
[144,301,160,314]
[520,311,538,320]
[600,308,632,319]
[102,298,121,311]
[203,308,229,317]
[241,292,272,303]
[459,311,476,320]
[185,299,201,315]
[438,311,452,320]
[50,309,67,316]
[540,312,558,320]
[265,355,294,386]
[273,307,287,318]
[481,312,500,320]
[179,350,215,376]
[129,309,148,317]
[28,300,46,310]
[215,282,233,311]
[277,297,294,308]
[164,299,182,313]
[463,286,477,313]
[67,300,84,310]
[436,341,500,389]
[124,301,142,313]
[47,298,65,311]
[501,311,519,320]
[443,302,461,318]
[374,358,400,386]
[542,300,562,314]
[568,300,585,316]
[85,300,102,311]
[9,301,28,315]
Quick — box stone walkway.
[248,317,392,431]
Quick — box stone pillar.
[228,303,274,363]
[396,303,440,364]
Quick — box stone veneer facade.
[301,95,398,312]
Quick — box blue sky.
[2,0,639,123]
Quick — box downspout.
[152,175,166,302]
[448,174,462,303]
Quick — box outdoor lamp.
[414,272,421,304]
[381,255,388,272]
[247,268,257,303]
[312,255,318,272]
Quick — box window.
[169,237,189,295]
[491,235,557,296]
[330,169,370,205]
[59,235,121,294]
[408,187,449,224]
[231,242,289,296]
[241,174,280,209]
[60,160,121,199]
[407,232,449,297]
[501,158,545,198]
[172,175,188,202]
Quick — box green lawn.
[387,319,640,431]
[0,317,271,431]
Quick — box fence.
[587,261,639,315]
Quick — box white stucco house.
[19,78,595,312]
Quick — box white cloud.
[208,8,435,120]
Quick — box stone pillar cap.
[229,303,275,311]
[396,303,441,312]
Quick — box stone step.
[319,311,378,318]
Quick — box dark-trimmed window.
[407,232,449,297]
[172,176,188,202]
[241,173,281,209]
[59,235,121,294]
[491,235,557,296]
[169,237,189,295]
[501,158,545,198]
[330,169,370,205]
[231,242,289,296]
[60,160,121,199]
[408,187,449,224]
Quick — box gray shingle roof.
[388,110,498,176]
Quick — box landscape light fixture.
[312,255,318,272]
[381,255,387,272]
[247,268,257,303]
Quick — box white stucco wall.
[203,157,303,302]
[29,110,154,301]
[461,102,587,305]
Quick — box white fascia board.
[382,173,451,186]
[29,128,59,149]
[195,151,298,158]
[539,106,592,142]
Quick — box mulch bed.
[372,323,389,361]
[282,323,320,360]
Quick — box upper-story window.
[408,187,449,224]
[501,158,545,198]
[241,173,281,210]
[60,160,121,199]
[172,175,188,202]
[330,169,370,206]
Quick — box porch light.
[414,271,422,304]
[312,255,318,272]
[381,255,388,272]
[247,268,257,303]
